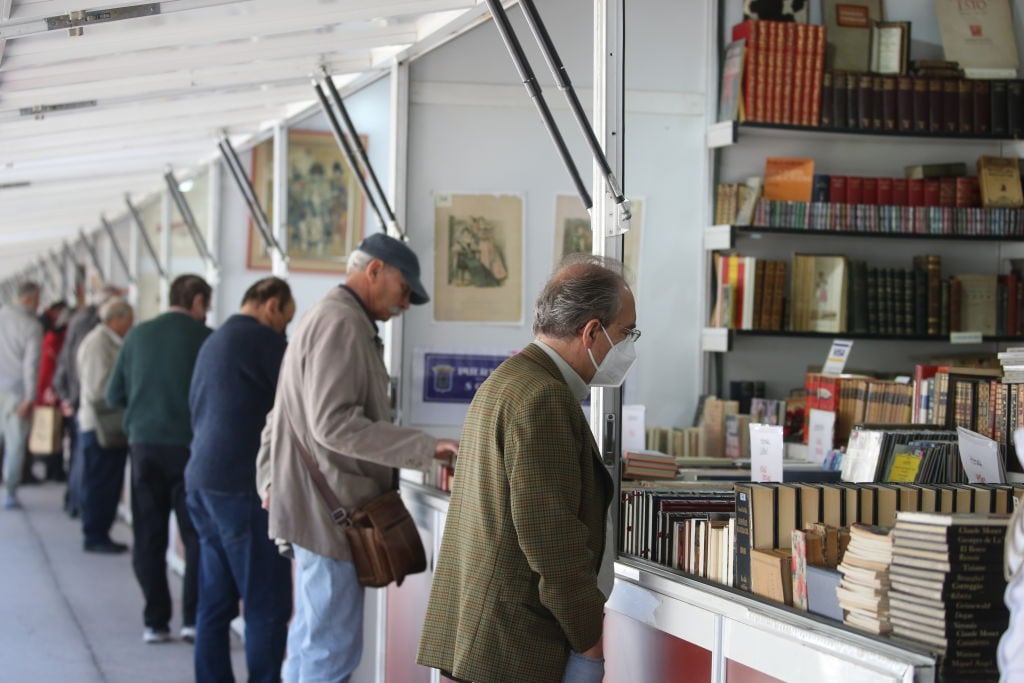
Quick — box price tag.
[749,423,784,482]
[622,404,646,452]
[808,409,836,466]
[821,339,853,376]
[957,427,1004,484]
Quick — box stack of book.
[999,347,1024,384]
[622,450,678,480]
[836,524,893,635]
[889,511,1011,681]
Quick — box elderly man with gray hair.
[0,281,43,510]
[76,297,134,553]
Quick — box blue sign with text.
[423,353,509,404]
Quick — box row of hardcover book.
[620,481,1020,590]
[809,174,982,208]
[751,199,1024,236]
[730,20,825,127]
[821,72,1024,137]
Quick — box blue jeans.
[562,651,605,683]
[186,490,292,683]
[79,430,127,545]
[0,390,29,497]
[282,545,364,683]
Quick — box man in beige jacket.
[257,233,457,682]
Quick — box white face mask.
[587,325,637,387]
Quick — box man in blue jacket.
[186,277,295,683]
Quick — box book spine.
[897,76,914,133]
[991,80,1008,137]
[958,79,974,135]
[913,78,929,133]
[782,22,797,126]
[944,80,960,134]
[974,80,991,135]
[820,70,833,128]
[1008,80,1023,139]
[858,74,874,130]
[928,79,944,133]
[882,76,898,131]
[834,71,849,130]
[734,485,753,592]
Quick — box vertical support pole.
[383,59,410,382]
[160,188,172,309]
[271,125,290,279]
[207,161,223,323]
[591,0,625,600]
[128,206,140,310]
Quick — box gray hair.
[346,249,373,273]
[99,297,132,323]
[533,254,627,339]
[16,281,40,298]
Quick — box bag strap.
[289,425,351,526]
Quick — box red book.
[829,175,848,204]
[793,22,808,126]
[877,177,894,205]
[939,178,957,207]
[923,179,941,207]
[807,26,826,127]
[847,176,864,204]
[781,22,797,125]
[732,21,762,122]
[862,178,879,205]
[955,177,981,207]
[907,179,925,207]
[892,178,909,206]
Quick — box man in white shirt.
[76,298,134,553]
[0,281,42,510]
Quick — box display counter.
[393,481,937,683]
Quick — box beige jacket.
[256,286,436,561]
[75,324,122,433]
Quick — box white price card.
[821,339,854,376]
[622,404,646,452]
[749,423,784,483]
[957,427,1005,484]
[808,409,836,466]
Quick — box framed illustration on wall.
[247,129,366,273]
[553,194,643,290]
[433,193,524,323]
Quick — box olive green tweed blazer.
[417,343,613,683]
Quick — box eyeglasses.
[623,327,641,343]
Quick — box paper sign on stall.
[957,427,1005,484]
[821,339,854,376]
[749,423,784,482]
[808,409,836,466]
[622,404,646,452]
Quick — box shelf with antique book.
[706,224,1024,250]
[708,120,1024,149]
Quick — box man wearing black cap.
[256,232,457,683]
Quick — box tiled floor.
[0,481,247,682]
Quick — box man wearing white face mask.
[419,254,636,683]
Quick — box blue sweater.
[185,314,287,493]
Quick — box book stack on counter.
[622,450,678,480]
[889,512,1010,682]
[619,484,735,585]
[836,524,893,635]
[999,347,1024,384]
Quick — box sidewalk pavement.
[0,481,247,682]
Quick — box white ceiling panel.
[0,0,485,282]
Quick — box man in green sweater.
[106,274,213,645]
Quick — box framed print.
[247,129,366,272]
[433,193,523,323]
[553,194,643,289]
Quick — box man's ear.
[581,318,602,348]
[265,297,281,315]
[367,259,385,279]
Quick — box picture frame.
[433,193,524,323]
[247,129,366,273]
[869,20,910,75]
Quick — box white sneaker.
[180,626,196,643]
[143,627,172,644]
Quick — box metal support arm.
[78,229,106,281]
[164,170,218,269]
[482,0,592,211]
[216,137,286,261]
[125,196,167,279]
[320,72,406,241]
[100,216,137,284]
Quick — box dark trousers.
[79,430,127,545]
[66,415,83,514]
[187,489,292,683]
[130,443,199,630]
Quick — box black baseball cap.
[357,233,429,305]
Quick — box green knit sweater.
[105,311,212,446]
